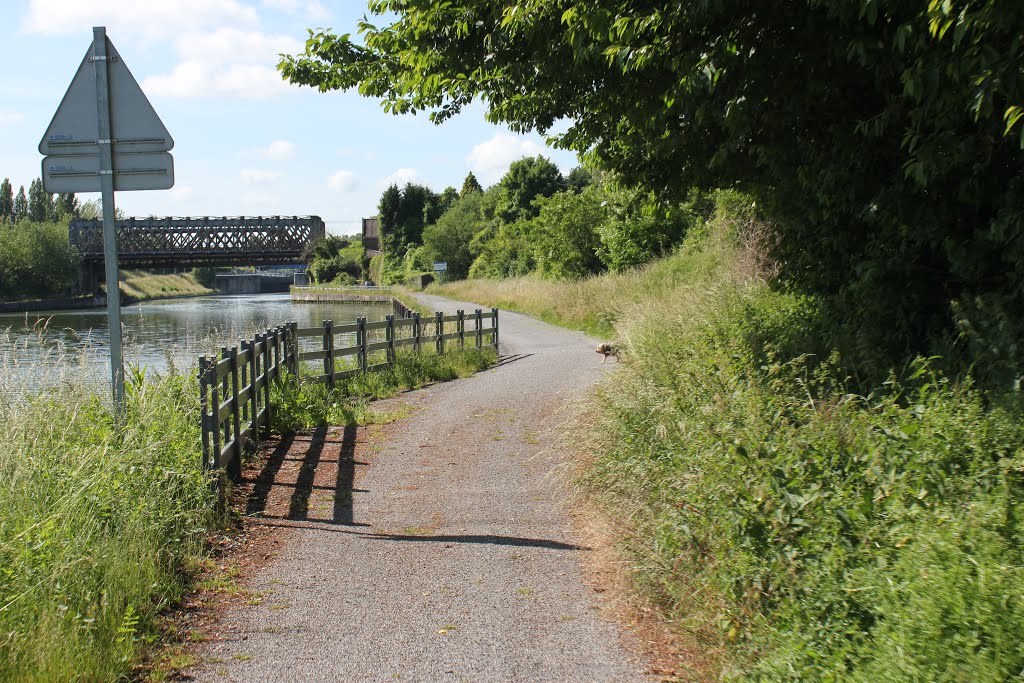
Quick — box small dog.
[595,342,620,364]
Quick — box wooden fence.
[198,308,499,482]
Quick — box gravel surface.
[188,294,652,682]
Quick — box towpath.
[188,293,652,682]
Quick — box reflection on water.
[0,293,389,394]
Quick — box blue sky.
[0,0,579,236]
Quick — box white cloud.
[142,29,303,100]
[466,133,546,184]
[0,112,25,125]
[259,140,295,160]
[261,0,330,21]
[240,169,283,184]
[145,60,293,100]
[22,0,258,39]
[175,28,303,66]
[327,170,358,192]
[382,168,420,187]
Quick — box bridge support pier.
[79,261,105,295]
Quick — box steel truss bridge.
[69,215,326,269]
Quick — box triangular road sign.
[39,36,173,156]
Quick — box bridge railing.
[198,308,498,489]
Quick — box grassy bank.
[0,341,493,681]
[433,213,1024,680]
[119,270,213,302]
[429,227,725,339]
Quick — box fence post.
[413,312,421,354]
[262,330,272,436]
[272,327,281,381]
[357,317,368,374]
[226,346,243,480]
[199,357,211,473]
[435,311,444,355]
[219,349,230,459]
[323,319,334,388]
[475,309,483,349]
[210,359,222,474]
[241,340,251,428]
[492,307,499,350]
[386,314,395,365]
[248,335,260,438]
[290,321,300,383]
[458,310,465,349]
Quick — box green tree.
[468,218,537,279]
[27,179,51,223]
[377,184,401,251]
[0,221,80,298]
[437,186,459,215]
[0,178,13,223]
[56,192,79,220]
[460,172,483,197]
[421,191,485,280]
[533,189,605,279]
[494,156,564,224]
[279,1,1024,375]
[12,186,28,223]
[377,182,439,252]
[566,166,593,194]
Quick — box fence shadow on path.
[243,423,369,527]
[491,353,533,369]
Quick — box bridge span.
[70,215,325,292]
[70,215,325,268]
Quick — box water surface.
[0,293,389,393]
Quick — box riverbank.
[119,270,214,302]
[290,285,392,304]
[0,271,214,314]
[430,206,1024,680]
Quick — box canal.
[0,293,390,393]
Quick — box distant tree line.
[0,176,81,225]
[361,156,700,287]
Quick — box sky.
[0,0,579,236]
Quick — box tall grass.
[431,230,723,338]
[272,348,496,432]
[0,366,215,682]
[434,207,1024,681]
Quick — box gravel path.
[188,294,651,682]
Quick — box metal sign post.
[39,26,175,416]
[93,27,125,412]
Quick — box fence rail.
[198,308,499,484]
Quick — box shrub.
[0,221,80,298]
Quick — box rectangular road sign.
[433,261,448,272]
[42,152,174,193]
